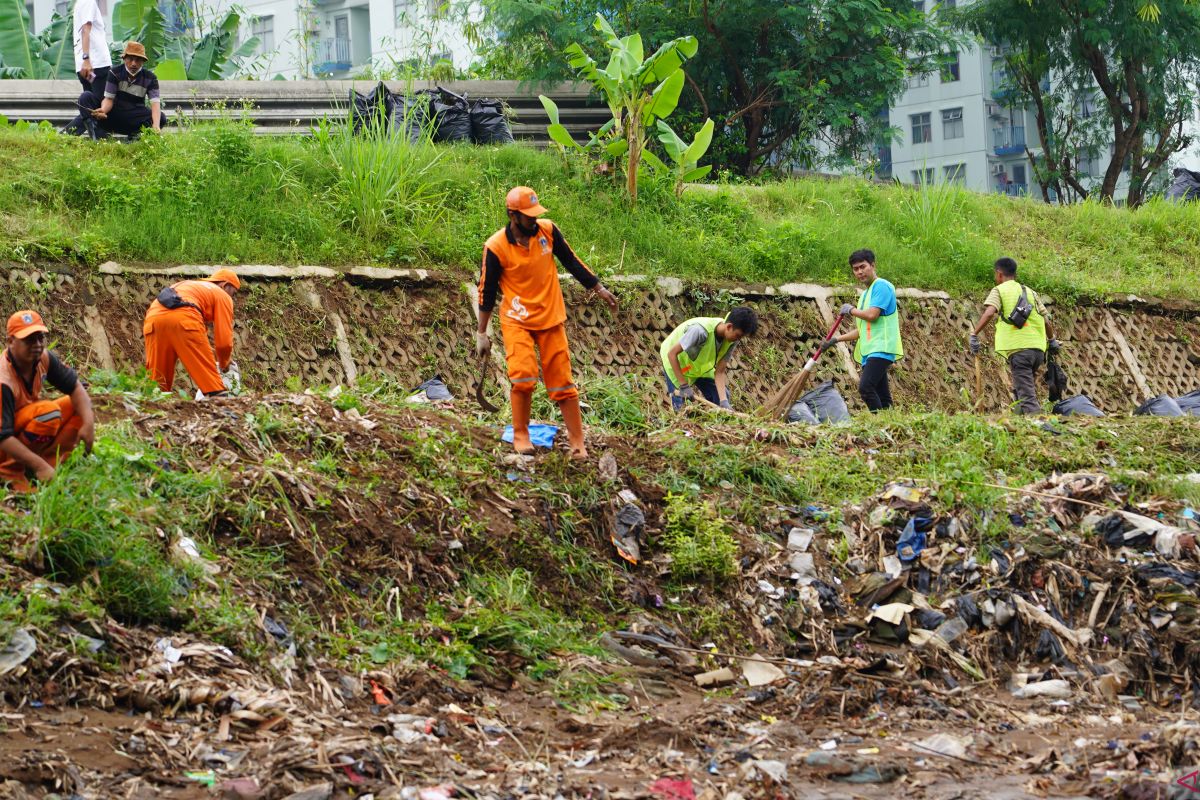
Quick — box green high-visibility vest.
[852,279,904,363]
[660,316,733,381]
[993,280,1047,356]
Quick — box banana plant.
[542,14,697,205]
[111,0,258,79]
[643,117,715,198]
[0,1,75,79]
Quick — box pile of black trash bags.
[349,83,514,145]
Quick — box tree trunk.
[626,114,642,205]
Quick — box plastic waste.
[1176,389,1200,416]
[431,87,472,142]
[786,400,819,424]
[797,380,851,423]
[1135,394,1185,417]
[648,777,695,800]
[896,517,929,562]
[0,628,36,676]
[391,91,433,143]
[914,733,969,759]
[469,98,515,144]
[1053,394,1104,417]
[1012,679,1072,699]
[933,615,968,644]
[1165,167,1200,202]
[501,423,557,448]
[349,82,390,133]
[410,376,454,402]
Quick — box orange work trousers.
[143,311,225,395]
[0,395,83,489]
[500,322,578,401]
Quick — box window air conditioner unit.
[986,102,1003,117]
[991,163,1005,175]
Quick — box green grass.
[2,121,1200,299]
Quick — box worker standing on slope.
[821,248,903,411]
[660,307,759,410]
[0,311,96,490]
[969,257,1060,415]
[143,269,240,397]
[476,187,619,459]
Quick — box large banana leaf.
[187,33,219,79]
[112,0,169,63]
[683,118,715,165]
[635,36,698,85]
[643,68,684,123]
[35,14,75,79]
[564,42,619,99]
[0,0,45,78]
[155,57,187,79]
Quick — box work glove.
[969,334,981,354]
[1047,338,1061,354]
[719,398,732,410]
[838,303,855,318]
[676,385,695,402]
[474,332,491,359]
[817,338,837,354]
[222,361,242,394]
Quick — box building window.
[944,163,965,184]
[911,112,932,144]
[54,0,69,17]
[427,0,446,18]
[940,51,960,82]
[908,72,930,89]
[251,15,274,54]
[911,168,935,185]
[912,1,924,12]
[941,107,963,140]
[395,0,416,22]
[1012,164,1027,185]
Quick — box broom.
[759,313,846,420]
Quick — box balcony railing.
[991,69,1018,103]
[315,37,352,72]
[993,125,1025,156]
[999,183,1028,197]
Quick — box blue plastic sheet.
[501,424,558,449]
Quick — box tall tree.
[468,0,954,175]
[958,0,1200,206]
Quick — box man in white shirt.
[64,0,112,137]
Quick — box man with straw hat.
[143,270,241,397]
[80,41,162,136]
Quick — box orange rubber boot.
[558,395,588,460]
[510,390,535,455]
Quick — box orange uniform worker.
[0,310,96,490]
[476,187,618,459]
[143,268,240,395]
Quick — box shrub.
[662,491,738,582]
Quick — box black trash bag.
[1044,352,1068,402]
[1053,394,1105,417]
[912,608,946,631]
[430,87,472,143]
[956,595,982,629]
[797,380,851,423]
[1134,394,1185,417]
[786,400,820,425]
[1166,167,1200,202]
[390,90,433,144]
[1175,389,1200,416]
[350,82,392,133]
[1134,563,1200,588]
[470,98,514,145]
[1034,630,1067,664]
[412,376,453,401]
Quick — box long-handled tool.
[760,313,846,420]
[973,353,983,411]
[474,354,500,413]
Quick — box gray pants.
[1008,348,1045,415]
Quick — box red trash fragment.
[649,778,695,800]
[370,679,391,705]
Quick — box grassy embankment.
[1,120,1199,301]
[1,370,1197,706]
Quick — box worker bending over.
[143,269,240,396]
[660,307,759,410]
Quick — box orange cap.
[505,186,548,217]
[202,268,240,290]
[7,310,49,340]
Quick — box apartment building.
[28,0,476,78]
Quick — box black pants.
[663,371,720,410]
[76,91,156,136]
[1008,348,1045,415]
[65,66,110,135]
[859,356,894,412]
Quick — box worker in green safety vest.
[660,307,759,411]
[820,248,903,411]
[969,257,1060,415]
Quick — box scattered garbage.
[501,424,558,448]
[785,400,819,425]
[1052,394,1105,416]
[741,656,785,687]
[1012,679,1073,699]
[1176,389,1200,416]
[796,380,851,423]
[1134,394,1185,416]
[611,501,645,565]
[895,516,930,562]
[0,628,36,676]
[648,777,695,800]
[694,667,736,687]
[410,376,454,403]
[913,733,970,759]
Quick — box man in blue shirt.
[820,248,904,411]
[80,41,162,137]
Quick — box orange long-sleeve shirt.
[143,280,235,369]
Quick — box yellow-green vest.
[852,280,904,364]
[660,316,733,381]
[993,280,1047,356]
